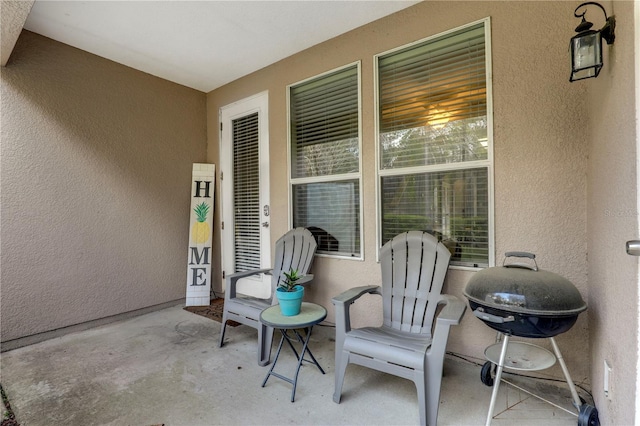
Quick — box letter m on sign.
[185,163,216,306]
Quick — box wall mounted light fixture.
[570,1,615,82]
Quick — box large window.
[289,63,362,258]
[376,20,492,267]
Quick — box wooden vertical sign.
[186,163,215,306]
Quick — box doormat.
[183,298,240,327]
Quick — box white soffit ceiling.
[23,0,420,92]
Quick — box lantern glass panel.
[573,32,601,69]
[570,31,603,81]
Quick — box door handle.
[626,240,640,256]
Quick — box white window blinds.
[377,21,491,267]
[233,112,261,272]
[379,22,487,168]
[290,65,359,178]
[289,63,362,257]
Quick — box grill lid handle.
[503,251,538,271]
[473,308,515,323]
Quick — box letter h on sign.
[194,180,212,198]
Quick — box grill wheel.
[578,404,600,426]
[480,361,495,387]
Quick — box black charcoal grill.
[464,251,586,337]
[464,252,599,426]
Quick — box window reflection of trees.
[380,117,487,169]
[294,138,359,177]
[380,117,489,267]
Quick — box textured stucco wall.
[207,1,592,381]
[1,31,207,342]
[0,0,34,66]
[587,1,638,423]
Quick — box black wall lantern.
[570,1,615,82]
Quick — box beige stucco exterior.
[587,2,638,423]
[1,31,207,341]
[206,1,637,422]
[208,0,591,373]
[1,1,637,424]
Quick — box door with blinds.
[220,92,271,298]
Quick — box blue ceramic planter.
[276,285,304,316]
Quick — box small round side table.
[259,302,327,402]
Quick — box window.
[376,20,492,267]
[289,63,362,258]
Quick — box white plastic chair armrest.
[332,285,381,306]
[297,274,314,286]
[435,294,466,326]
[226,268,273,299]
[332,285,381,338]
[430,294,467,358]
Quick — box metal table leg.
[261,326,325,402]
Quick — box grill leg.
[486,334,510,426]
[549,336,582,411]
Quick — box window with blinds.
[376,20,492,267]
[289,63,361,257]
[233,112,261,272]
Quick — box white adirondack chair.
[332,231,466,425]
[218,227,317,366]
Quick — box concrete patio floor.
[1,304,589,425]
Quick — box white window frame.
[374,18,495,269]
[287,61,364,260]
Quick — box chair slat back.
[271,227,318,292]
[380,231,451,334]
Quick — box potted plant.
[275,268,304,316]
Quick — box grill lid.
[463,252,587,316]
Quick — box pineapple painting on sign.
[186,164,216,306]
[192,202,211,243]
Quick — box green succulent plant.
[279,268,301,292]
